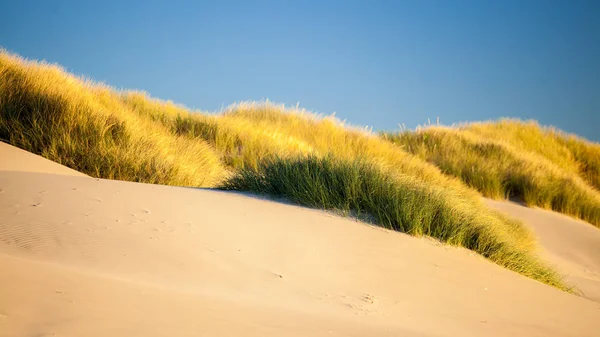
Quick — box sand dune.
[485,198,600,303]
[0,142,85,177]
[1,143,599,337]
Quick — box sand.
[485,198,600,303]
[0,142,85,177]
[1,141,599,337]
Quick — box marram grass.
[383,123,600,227]
[465,120,600,191]
[0,51,225,186]
[1,49,593,291]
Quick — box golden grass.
[0,50,572,290]
[465,120,600,191]
[0,51,225,186]
[384,121,600,227]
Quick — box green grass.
[222,156,567,290]
[0,50,579,291]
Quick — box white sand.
[1,141,599,337]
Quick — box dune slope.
[0,142,599,337]
[485,198,600,303]
[0,50,566,289]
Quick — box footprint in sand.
[340,293,378,314]
[360,293,375,304]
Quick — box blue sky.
[1,0,599,140]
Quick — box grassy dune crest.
[384,122,600,227]
[465,120,600,191]
[0,50,569,289]
[0,52,225,186]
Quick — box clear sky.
[1,0,599,140]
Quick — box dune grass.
[0,51,225,186]
[557,135,600,191]
[464,120,600,191]
[383,122,600,227]
[0,50,572,290]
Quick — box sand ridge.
[0,142,85,177]
[0,143,599,336]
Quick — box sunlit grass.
[0,51,226,186]
[0,50,577,290]
[465,120,600,191]
[383,122,600,227]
